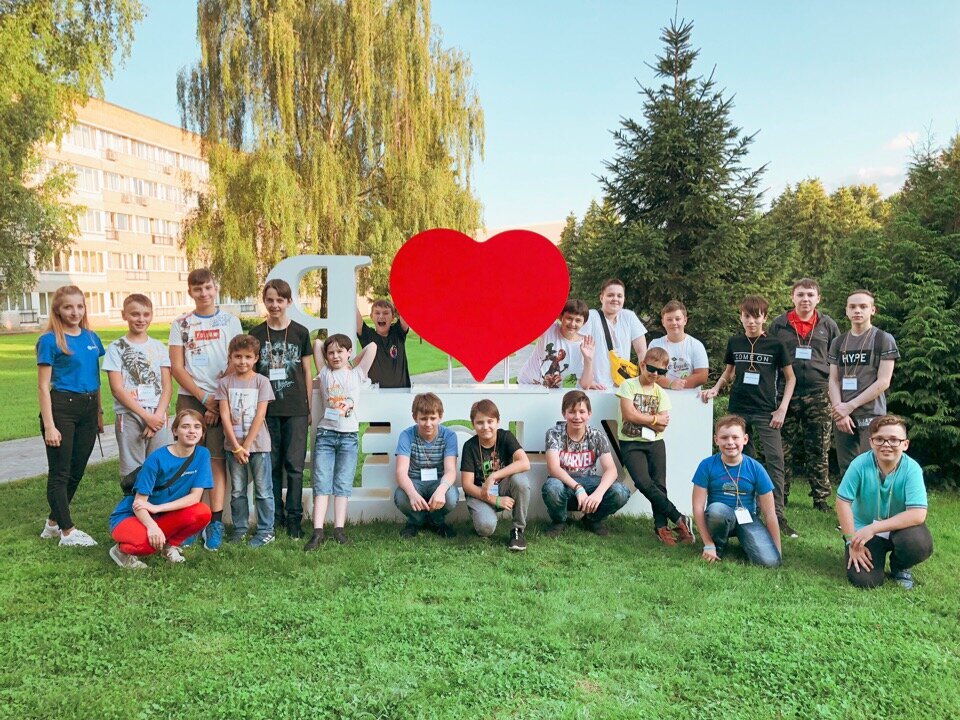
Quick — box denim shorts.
[312,429,359,497]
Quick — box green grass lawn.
[1,462,958,719]
[0,324,453,442]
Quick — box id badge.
[137,384,158,404]
[876,531,891,540]
[269,368,286,381]
[192,353,209,367]
[420,467,438,482]
[323,407,341,422]
[488,483,499,497]
[743,372,760,386]
[734,507,753,524]
[842,377,858,391]
[795,347,813,360]
[641,426,656,441]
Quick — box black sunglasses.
[645,364,668,376]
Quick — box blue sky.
[103,0,960,229]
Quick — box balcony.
[178,271,190,281]
[121,192,133,203]
[105,228,119,240]
[136,196,149,206]
[125,270,148,281]
[151,234,173,246]
[104,149,118,161]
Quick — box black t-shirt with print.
[724,333,791,416]
[460,429,523,487]
[358,322,410,388]
[250,320,313,417]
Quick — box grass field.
[0,324,454,442]
[1,461,958,719]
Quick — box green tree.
[178,0,484,300]
[0,0,142,299]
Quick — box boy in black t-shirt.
[356,300,410,388]
[460,399,531,551]
[701,295,798,537]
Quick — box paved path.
[0,346,539,485]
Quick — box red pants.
[111,503,211,556]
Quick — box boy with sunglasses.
[616,347,695,545]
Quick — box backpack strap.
[153,449,197,493]
[598,314,615,352]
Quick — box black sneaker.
[508,527,527,552]
[432,523,456,539]
[813,500,833,514]
[778,517,799,538]
[303,529,325,552]
[332,527,352,545]
[400,523,420,539]
[582,518,610,536]
[545,522,567,538]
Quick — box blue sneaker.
[204,520,224,551]
[892,568,915,590]
[248,533,275,549]
[181,532,199,548]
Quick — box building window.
[78,208,103,233]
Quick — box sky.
[102,0,960,229]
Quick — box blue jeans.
[227,451,275,537]
[393,478,459,527]
[312,429,359,497]
[706,502,781,568]
[541,475,631,524]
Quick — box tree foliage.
[178,0,484,299]
[0,0,142,299]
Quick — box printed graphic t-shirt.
[102,336,170,413]
[460,429,523,486]
[169,309,243,395]
[359,322,410,388]
[214,373,275,452]
[544,422,611,478]
[36,330,105,393]
[317,365,367,433]
[518,324,586,387]
[250,321,313,417]
[827,328,900,419]
[649,335,709,384]
[616,378,672,442]
[724,334,791,415]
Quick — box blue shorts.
[312,429,359,497]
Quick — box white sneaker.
[58,528,98,547]
[161,545,186,563]
[109,544,148,570]
[40,522,61,539]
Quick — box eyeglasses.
[645,364,669,376]
[871,437,905,447]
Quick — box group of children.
[34,271,934,589]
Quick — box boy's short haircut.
[791,278,821,294]
[187,268,216,287]
[172,408,205,437]
[643,347,670,365]
[123,293,152,310]
[600,278,625,293]
[412,392,444,418]
[262,278,292,301]
[561,299,590,321]
[714,414,747,434]
[739,295,770,318]
[661,300,687,317]
[561,389,591,414]
[848,288,875,303]
[228,334,261,356]
[469,399,500,422]
[323,333,353,356]
[371,299,396,314]
[869,414,908,437]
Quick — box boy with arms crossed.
[460,399,531,551]
[356,300,410,388]
[768,279,840,512]
[170,267,242,551]
[701,296,797,537]
[692,415,782,567]
[649,300,710,390]
[393,393,459,538]
[828,289,899,476]
[518,299,599,389]
[837,415,932,590]
[542,390,631,537]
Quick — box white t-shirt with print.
[168,309,243,395]
[103,336,170,413]
[317,365,368,433]
[518,324,586,386]
[649,335,709,385]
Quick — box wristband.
[703,545,716,551]
[201,392,210,406]
[844,540,852,547]
[232,447,244,454]
[495,496,500,510]
[574,486,587,496]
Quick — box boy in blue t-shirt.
[691,414,782,567]
[393,392,459,538]
[836,415,932,590]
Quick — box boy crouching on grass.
[460,399,531,551]
[304,333,376,550]
[393,392,459,538]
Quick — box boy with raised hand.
[460,399,531,551]
[768,279,840,512]
[692,415,782,568]
[542,390,630,537]
[216,335,276,548]
[518,299,600,389]
[169,267,243,551]
[649,300,710,391]
[828,289,899,476]
[250,279,313,539]
[356,300,410,388]
[700,295,798,538]
[837,415,933,590]
[582,278,648,389]
[103,294,173,482]
[393,392,459,538]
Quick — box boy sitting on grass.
[460,399,531,551]
[393,393,459,538]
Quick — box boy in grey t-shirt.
[828,290,900,474]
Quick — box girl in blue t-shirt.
[36,285,105,547]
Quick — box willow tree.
[177,0,484,299]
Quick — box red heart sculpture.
[390,228,570,381]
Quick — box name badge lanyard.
[478,436,498,484]
[414,433,441,479]
[723,459,745,509]
[793,312,817,353]
[873,455,901,522]
[840,327,875,384]
[743,335,761,384]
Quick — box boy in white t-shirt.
[304,333,376,548]
[518,299,599,389]
[168,268,243,551]
[649,300,710,390]
[582,278,648,390]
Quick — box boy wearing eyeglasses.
[616,347,694,545]
[836,415,932,590]
[701,296,798,538]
